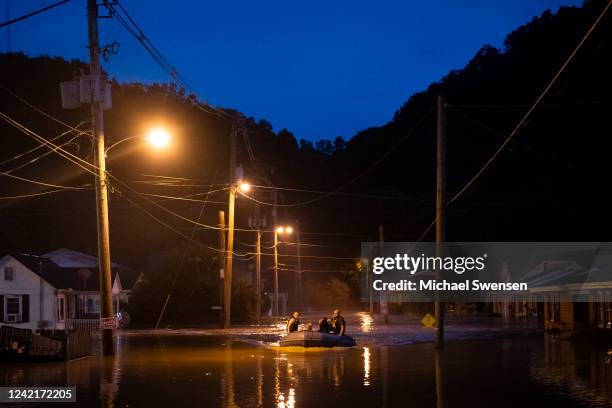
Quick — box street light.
[105,126,172,156]
[239,181,251,193]
[146,127,171,149]
[274,224,292,316]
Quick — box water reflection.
[1,331,611,407]
[220,340,237,408]
[530,336,612,407]
[99,353,120,407]
[363,347,371,386]
[359,312,374,333]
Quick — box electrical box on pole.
[60,77,112,110]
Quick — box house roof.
[7,250,140,291]
[44,248,123,269]
[521,256,612,290]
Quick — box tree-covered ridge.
[0,0,609,261]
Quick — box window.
[5,295,21,322]
[4,266,15,281]
[86,296,100,314]
[57,297,65,321]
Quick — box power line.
[249,184,433,203]
[0,84,92,137]
[1,81,381,267]
[0,111,100,177]
[0,0,70,28]
[447,0,611,206]
[448,100,612,109]
[137,192,228,204]
[412,0,611,244]
[238,108,433,208]
[0,122,87,168]
[0,188,89,200]
[0,170,89,190]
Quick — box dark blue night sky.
[3,0,582,141]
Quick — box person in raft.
[286,311,301,334]
[330,309,346,336]
[318,317,331,333]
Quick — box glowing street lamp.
[239,182,251,193]
[146,127,171,149]
[105,126,172,155]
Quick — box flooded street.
[1,313,611,407]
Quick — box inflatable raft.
[279,331,356,348]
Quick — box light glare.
[146,127,171,149]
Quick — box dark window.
[57,297,65,321]
[4,267,15,281]
[5,296,21,322]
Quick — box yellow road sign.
[421,313,436,328]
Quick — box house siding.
[0,255,57,331]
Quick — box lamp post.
[224,180,250,328]
[274,225,292,316]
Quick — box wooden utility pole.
[88,0,114,356]
[295,220,301,306]
[225,189,235,328]
[255,230,262,321]
[435,95,446,350]
[273,230,279,316]
[218,210,226,328]
[379,225,388,323]
[224,126,237,328]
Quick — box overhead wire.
[0,170,89,190]
[447,0,611,207]
[411,0,612,243]
[0,189,88,200]
[237,108,433,208]
[155,135,230,328]
[0,84,92,137]
[0,122,87,168]
[249,184,433,203]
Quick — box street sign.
[421,313,436,328]
[100,317,118,330]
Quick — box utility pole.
[224,126,237,328]
[225,189,235,328]
[295,220,301,306]
[255,230,262,322]
[369,225,377,314]
[88,0,114,356]
[379,225,388,323]
[273,230,279,316]
[218,210,226,328]
[435,95,446,350]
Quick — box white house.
[0,249,140,331]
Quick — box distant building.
[489,259,612,332]
[0,249,141,331]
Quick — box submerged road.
[1,313,610,407]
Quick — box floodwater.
[1,313,611,407]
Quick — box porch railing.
[66,319,100,331]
